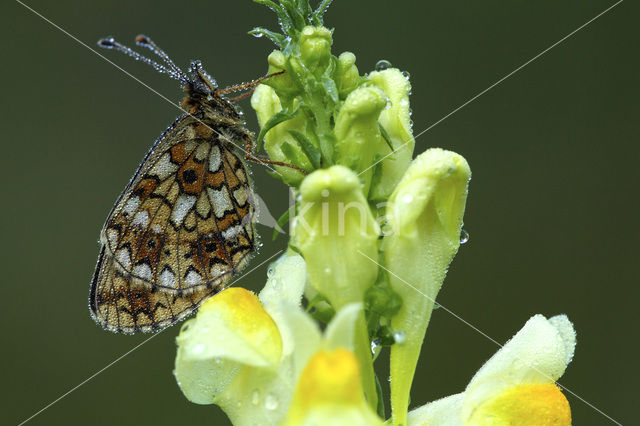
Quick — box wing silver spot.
[159,268,176,288]
[208,144,222,172]
[132,210,150,228]
[122,196,140,216]
[210,264,228,278]
[207,187,233,219]
[150,152,179,179]
[184,269,203,285]
[134,263,153,280]
[172,194,197,225]
[106,229,118,246]
[116,248,132,269]
[222,225,242,240]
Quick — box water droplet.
[252,32,263,38]
[265,393,279,410]
[402,193,413,203]
[375,59,392,71]
[191,343,205,354]
[459,229,469,244]
[393,330,406,344]
[371,339,380,355]
[324,267,332,275]
[267,265,275,278]
[321,189,330,197]
[402,70,411,79]
[251,389,261,405]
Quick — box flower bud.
[368,68,414,202]
[334,52,361,98]
[292,166,380,309]
[334,85,388,195]
[299,26,333,76]
[382,148,470,425]
[251,84,311,184]
[263,50,302,99]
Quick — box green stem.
[353,309,378,412]
[389,295,432,426]
[307,93,334,164]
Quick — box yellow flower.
[406,314,576,426]
[174,252,379,425]
[284,349,384,426]
[174,253,310,425]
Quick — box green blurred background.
[3,0,637,424]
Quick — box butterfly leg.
[215,70,285,97]
[243,135,309,174]
[228,90,255,103]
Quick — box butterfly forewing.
[100,118,256,294]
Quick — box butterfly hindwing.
[99,117,257,294]
[90,247,221,334]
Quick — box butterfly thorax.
[181,79,246,131]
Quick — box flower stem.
[353,309,378,412]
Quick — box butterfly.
[90,35,301,334]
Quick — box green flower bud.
[251,84,311,184]
[381,148,470,425]
[334,85,388,195]
[293,165,380,309]
[263,50,302,99]
[334,52,361,98]
[299,26,333,76]
[368,68,415,202]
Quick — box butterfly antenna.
[135,35,190,84]
[97,36,183,82]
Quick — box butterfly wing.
[98,116,257,294]
[90,247,220,333]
